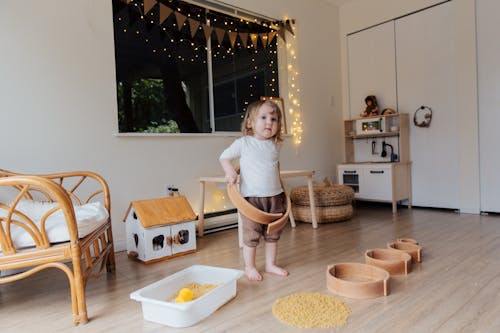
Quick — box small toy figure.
[360,95,379,117]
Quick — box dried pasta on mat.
[272,292,350,328]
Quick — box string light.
[285,25,303,145]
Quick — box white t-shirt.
[220,136,282,197]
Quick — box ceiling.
[324,0,356,7]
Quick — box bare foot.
[245,266,263,281]
[265,265,289,277]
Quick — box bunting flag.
[228,31,238,48]
[268,30,277,44]
[259,33,268,48]
[202,24,213,40]
[250,33,259,48]
[239,32,248,48]
[174,12,187,31]
[214,27,226,44]
[117,1,296,49]
[277,28,286,42]
[188,18,200,38]
[285,20,295,35]
[143,0,156,15]
[159,3,173,25]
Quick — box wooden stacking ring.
[387,241,422,263]
[397,238,419,245]
[365,248,412,275]
[326,263,390,299]
[227,183,291,235]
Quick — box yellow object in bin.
[176,288,194,303]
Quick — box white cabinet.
[361,165,392,201]
[395,1,459,209]
[338,163,411,213]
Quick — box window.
[112,0,280,133]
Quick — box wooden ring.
[365,248,412,275]
[387,241,422,263]
[326,263,390,299]
[227,183,282,223]
[226,183,291,235]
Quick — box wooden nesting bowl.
[326,263,390,299]
[397,238,419,245]
[387,241,422,263]
[365,248,412,275]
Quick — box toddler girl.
[219,100,289,281]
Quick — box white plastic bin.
[130,265,243,327]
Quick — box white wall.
[0,0,343,249]
[339,0,480,213]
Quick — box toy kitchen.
[337,114,412,213]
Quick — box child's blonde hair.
[241,99,284,143]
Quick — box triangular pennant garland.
[159,3,173,25]
[285,20,295,35]
[202,24,213,40]
[277,28,286,42]
[215,27,226,45]
[250,33,259,48]
[228,31,238,48]
[239,32,248,48]
[259,33,268,48]
[116,2,296,51]
[174,12,187,31]
[188,18,200,38]
[143,0,156,15]
[268,31,277,44]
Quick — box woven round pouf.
[291,181,354,223]
[291,204,353,223]
[290,184,354,207]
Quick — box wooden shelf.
[344,113,409,164]
[345,131,400,139]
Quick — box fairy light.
[285,23,302,145]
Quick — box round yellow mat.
[272,292,351,329]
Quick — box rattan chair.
[0,169,115,325]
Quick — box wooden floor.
[2,203,500,332]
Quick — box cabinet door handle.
[343,170,357,174]
[370,170,384,174]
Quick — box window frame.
[113,0,286,136]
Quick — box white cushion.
[0,199,109,250]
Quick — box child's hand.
[225,171,238,184]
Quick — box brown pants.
[241,192,286,247]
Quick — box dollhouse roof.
[123,196,196,228]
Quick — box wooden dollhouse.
[123,196,197,264]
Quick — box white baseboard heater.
[199,209,238,234]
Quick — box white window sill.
[113,132,293,138]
